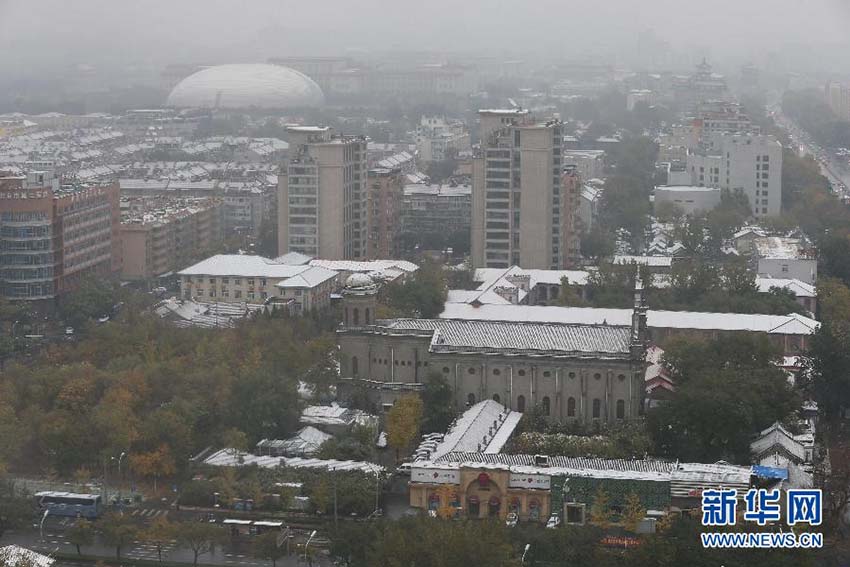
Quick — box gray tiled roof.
[383,318,631,358]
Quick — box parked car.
[65,327,74,335]
[505,512,518,527]
[396,463,412,476]
[546,514,561,529]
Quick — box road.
[771,106,850,199]
[3,516,333,567]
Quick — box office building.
[278,126,368,259]
[119,196,223,281]
[472,109,578,270]
[0,171,120,303]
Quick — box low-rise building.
[337,275,649,420]
[120,196,223,281]
[401,182,472,237]
[178,254,338,313]
[751,237,817,285]
[439,303,818,356]
[409,452,754,524]
[563,150,605,182]
[654,185,722,216]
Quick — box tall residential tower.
[278,126,368,259]
[472,109,577,269]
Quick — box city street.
[3,517,332,567]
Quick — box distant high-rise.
[366,168,403,259]
[472,110,577,269]
[278,126,368,259]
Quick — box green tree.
[421,372,456,433]
[66,519,95,556]
[254,531,286,567]
[580,226,616,261]
[100,512,137,561]
[386,395,424,461]
[140,516,175,564]
[383,261,447,318]
[649,335,798,462]
[175,521,223,567]
[60,276,116,328]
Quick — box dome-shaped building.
[166,64,325,110]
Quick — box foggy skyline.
[1,0,849,78]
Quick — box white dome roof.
[166,64,325,110]
[345,273,375,289]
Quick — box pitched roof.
[381,318,632,358]
[429,400,522,460]
[438,303,819,336]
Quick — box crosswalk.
[125,538,178,560]
[129,508,169,518]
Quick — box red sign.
[477,473,490,488]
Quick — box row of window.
[473,393,626,419]
[445,366,626,381]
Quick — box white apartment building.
[415,116,470,163]
[278,126,368,259]
[472,110,574,270]
[686,132,782,218]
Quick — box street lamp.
[117,452,126,506]
[303,530,318,563]
[521,543,531,565]
[39,510,49,542]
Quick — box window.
[222,277,229,284]
[517,395,526,412]
[443,366,450,374]
[365,308,371,325]
[565,503,586,525]
[781,264,789,273]
[352,356,359,377]
[235,290,242,299]
[353,308,360,325]
[492,394,501,403]
[542,396,550,416]
[592,398,601,419]
[568,372,576,379]
[209,277,215,284]
[468,367,476,375]
[467,393,476,406]
[616,399,625,419]
[618,374,626,382]
[594,373,602,381]
[543,371,551,377]
[518,369,526,377]
[493,369,501,376]
[234,278,241,285]
[567,397,576,417]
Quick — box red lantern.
[477,472,490,487]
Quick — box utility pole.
[332,468,338,528]
[374,471,381,516]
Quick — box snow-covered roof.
[753,237,806,260]
[276,266,338,288]
[429,400,522,461]
[755,276,816,298]
[0,546,54,567]
[438,303,819,336]
[751,422,806,463]
[203,449,383,474]
[309,259,419,276]
[613,255,674,267]
[180,254,318,279]
[377,318,632,358]
[256,427,333,457]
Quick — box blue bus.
[34,491,103,519]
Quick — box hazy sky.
[1,0,848,76]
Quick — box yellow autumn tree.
[589,486,613,529]
[386,395,424,461]
[129,444,176,492]
[622,492,646,532]
[435,484,457,519]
